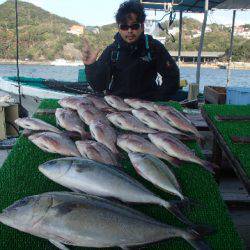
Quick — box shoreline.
[0,59,250,70]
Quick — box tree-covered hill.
[0,0,249,62]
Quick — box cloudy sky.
[0,0,249,26]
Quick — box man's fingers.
[82,37,90,48]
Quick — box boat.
[50,58,83,66]
[0,76,90,99]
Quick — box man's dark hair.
[115,0,146,24]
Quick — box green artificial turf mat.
[203,104,250,178]
[0,100,243,249]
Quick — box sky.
[0,0,249,26]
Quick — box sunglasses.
[119,23,142,31]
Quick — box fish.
[124,98,156,111]
[58,96,92,110]
[55,108,89,139]
[117,134,180,167]
[106,112,156,133]
[104,95,132,111]
[0,191,212,249]
[132,108,184,135]
[128,152,186,200]
[28,132,81,156]
[39,158,194,226]
[89,121,119,154]
[156,105,203,142]
[15,117,61,133]
[75,140,120,166]
[84,94,110,109]
[148,133,215,174]
[77,103,109,125]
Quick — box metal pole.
[196,0,209,85]
[226,10,236,87]
[177,11,183,67]
[15,0,22,105]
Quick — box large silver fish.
[28,132,81,156]
[132,108,184,135]
[89,121,119,154]
[39,158,193,225]
[75,140,119,166]
[117,134,180,167]
[84,94,110,109]
[0,192,211,249]
[106,112,156,133]
[15,117,61,133]
[55,108,89,138]
[124,98,156,111]
[104,95,132,111]
[156,105,203,142]
[128,152,185,200]
[77,103,109,125]
[58,96,92,110]
[148,133,215,174]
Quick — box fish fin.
[49,239,70,250]
[164,200,193,226]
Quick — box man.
[82,0,180,101]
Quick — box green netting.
[5,76,48,89]
[203,104,250,178]
[4,75,88,91]
[0,100,244,249]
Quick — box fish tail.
[200,160,218,174]
[183,225,215,250]
[196,134,206,147]
[184,231,211,250]
[163,200,194,225]
[81,131,92,140]
[163,155,182,168]
[181,197,205,209]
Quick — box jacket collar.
[114,32,146,51]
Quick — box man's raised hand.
[82,37,99,65]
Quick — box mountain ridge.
[0,0,249,61]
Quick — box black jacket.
[85,33,179,101]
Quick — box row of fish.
[16,115,215,173]
[1,94,216,249]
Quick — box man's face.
[118,13,144,44]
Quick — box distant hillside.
[0,0,82,60]
[0,0,249,62]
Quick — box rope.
[14,0,22,106]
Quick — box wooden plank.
[231,136,250,144]
[4,104,19,137]
[216,115,250,121]
[201,108,250,194]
